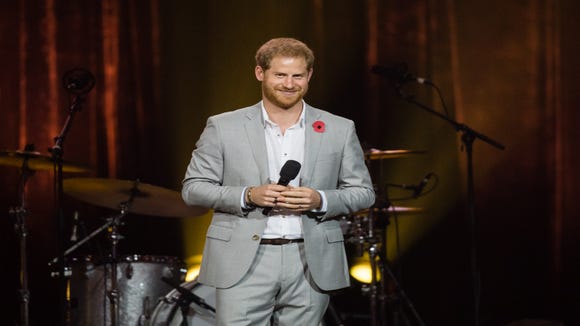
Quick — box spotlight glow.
[184,254,203,282]
[349,256,381,284]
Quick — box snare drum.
[68,255,186,326]
[148,279,216,325]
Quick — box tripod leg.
[325,299,345,326]
[377,256,426,326]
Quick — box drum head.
[68,255,186,326]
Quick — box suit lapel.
[302,105,323,187]
[244,104,270,184]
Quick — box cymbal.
[351,206,423,217]
[63,177,208,218]
[0,150,90,173]
[364,148,426,160]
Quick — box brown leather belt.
[259,238,304,245]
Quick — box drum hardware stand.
[105,179,143,326]
[106,203,128,326]
[360,194,425,326]
[47,179,140,326]
[161,276,216,325]
[46,207,129,325]
[392,80,505,326]
[325,300,346,326]
[9,144,36,326]
[48,211,124,267]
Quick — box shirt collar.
[260,100,306,129]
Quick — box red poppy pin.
[312,120,325,133]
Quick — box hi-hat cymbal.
[63,177,208,218]
[0,150,90,173]
[351,206,423,217]
[364,148,426,160]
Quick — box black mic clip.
[387,172,434,198]
[371,63,432,87]
[62,68,95,95]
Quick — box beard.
[262,83,308,109]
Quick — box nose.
[282,76,294,89]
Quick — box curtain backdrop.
[1,0,578,324]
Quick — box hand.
[276,186,322,212]
[247,183,289,208]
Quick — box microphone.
[62,68,95,95]
[262,160,301,216]
[371,63,431,85]
[411,173,433,198]
[161,276,216,313]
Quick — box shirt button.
[252,234,260,241]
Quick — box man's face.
[255,56,312,110]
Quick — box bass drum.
[68,255,186,326]
[148,279,216,325]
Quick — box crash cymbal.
[0,150,90,173]
[364,148,426,160]
[352,206,423,217]
[63,177,208,218]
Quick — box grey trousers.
[215,242,329,326]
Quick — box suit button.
[252,234,260,241]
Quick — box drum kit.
[2,148,214,325]
[3,145,429,326]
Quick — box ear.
[307,68,313,82]
[255,66,264,81]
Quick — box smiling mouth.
[278,89,298,95]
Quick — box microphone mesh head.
[279,160,301,181]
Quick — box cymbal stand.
[9,145,35,326]
[48,207,129,325]
[48,212,121,266]
[106,179,140,326]
[106,205,126,326]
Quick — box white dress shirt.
[240,101,328,239]
[260,102,306,239]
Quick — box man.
[182,37,375,325]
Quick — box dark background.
[1,0,579,325]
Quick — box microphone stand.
[160,276,216,326]
[49,69,94,325]
[394,83,505,326]
[49,93,88,326]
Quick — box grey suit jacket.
[182,102,375,291]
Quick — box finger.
[296,203,309,211]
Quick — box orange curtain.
[1,0,579,324]
[0,1,163,323]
